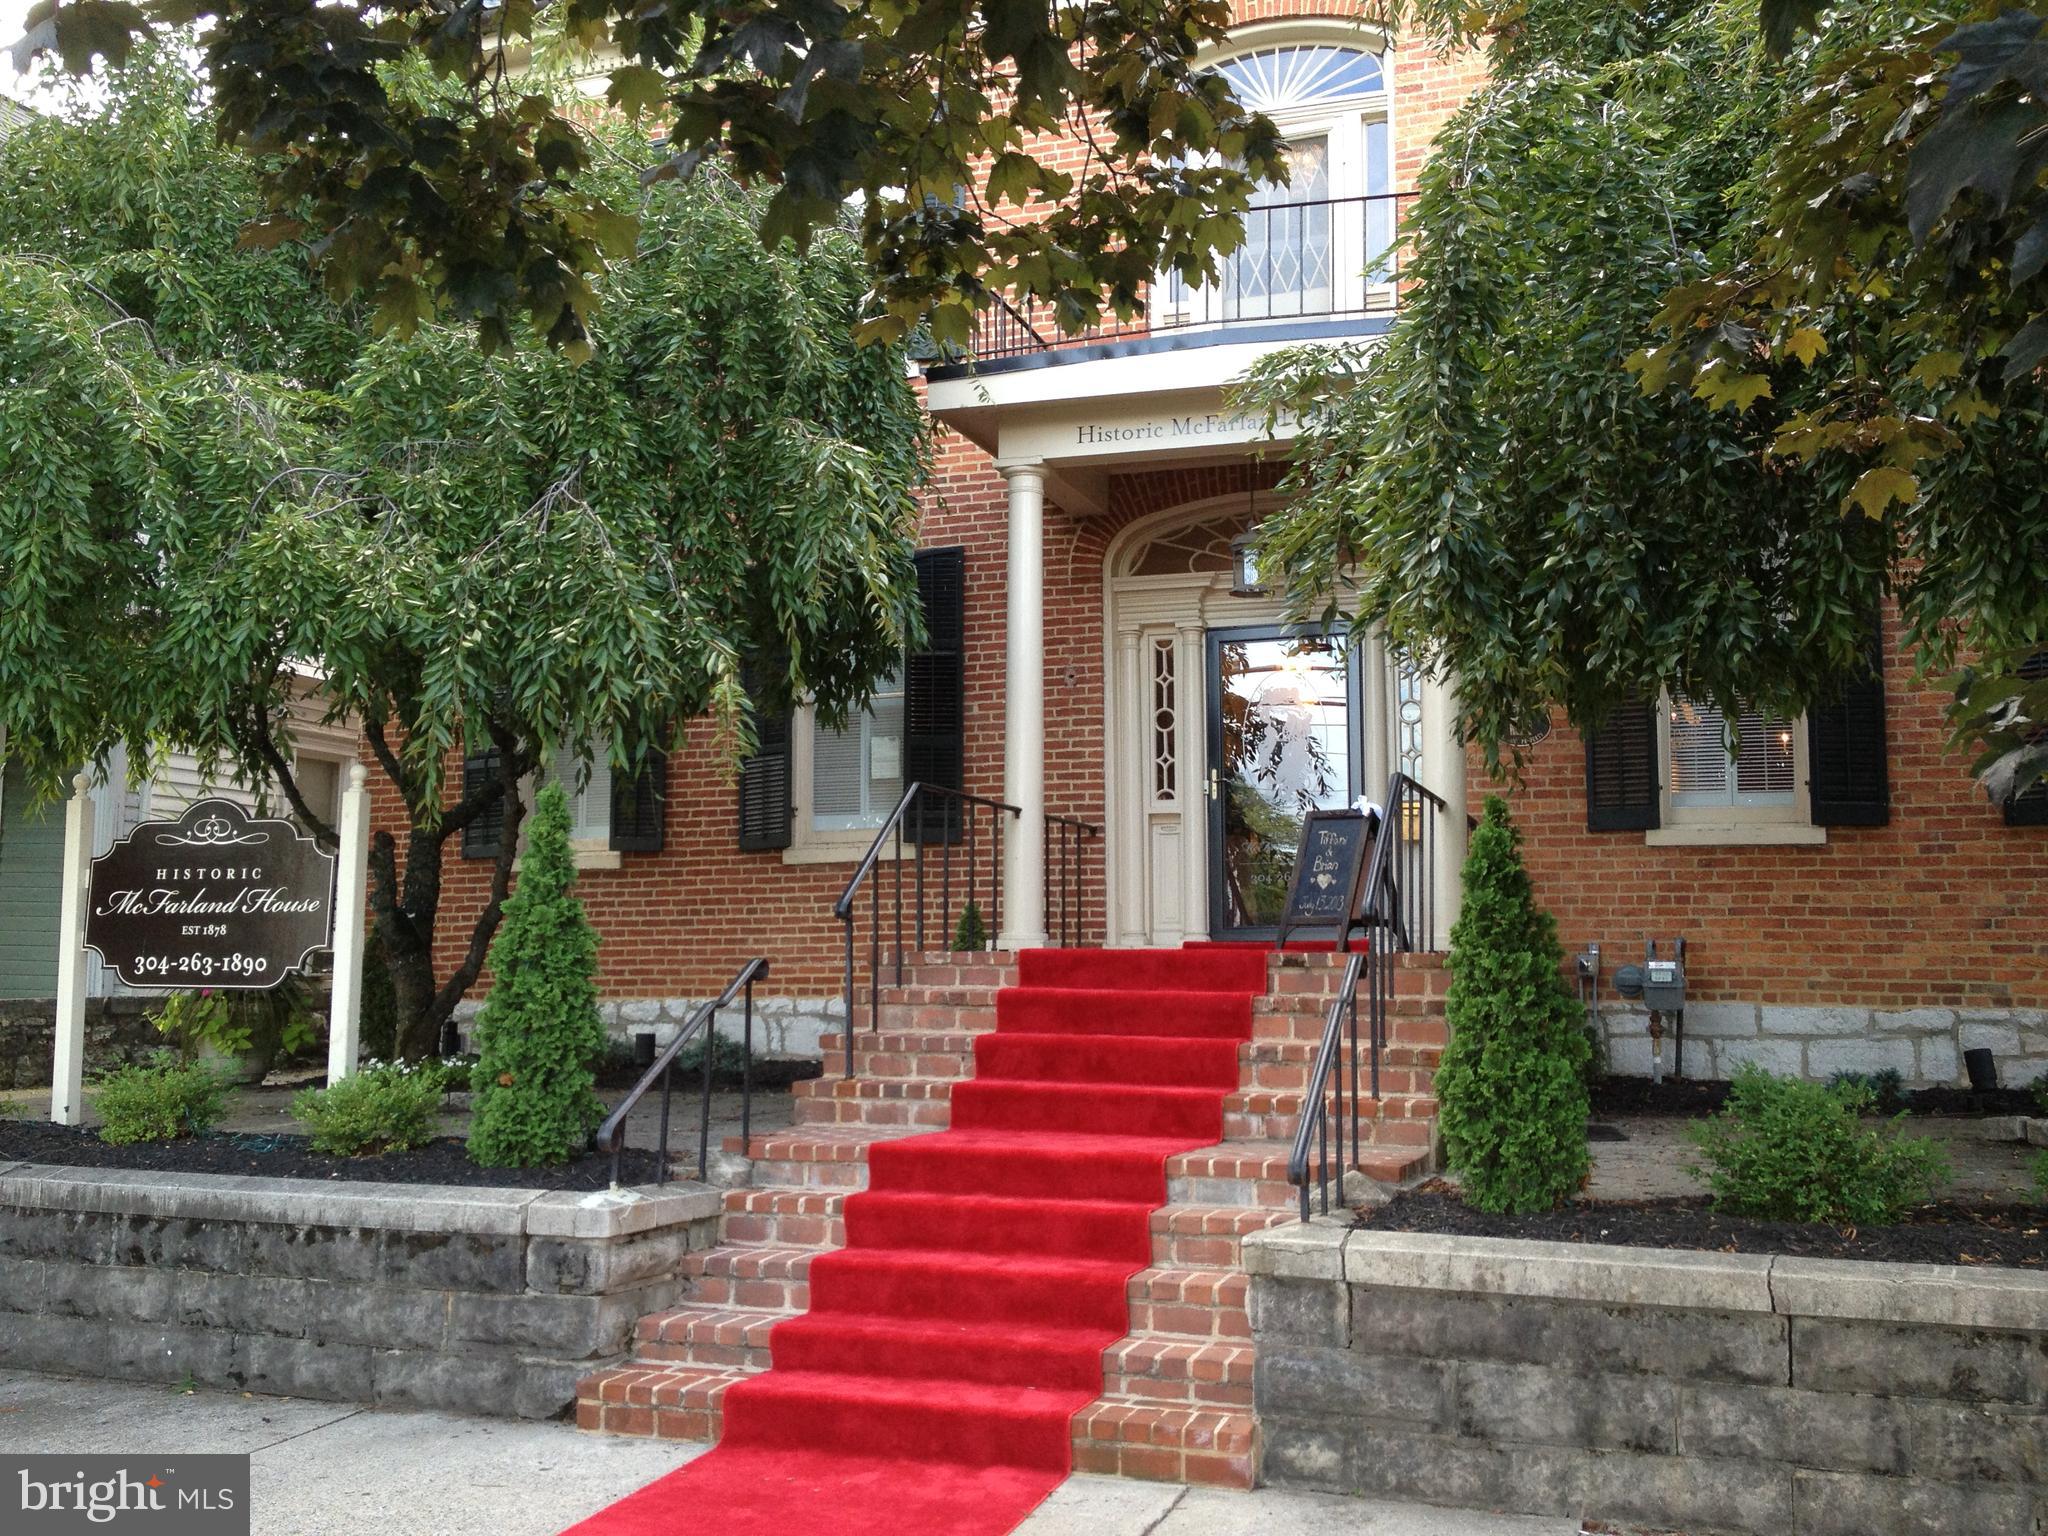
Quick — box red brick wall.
[363,11,1493,1007]
[1471,608,2048,1013]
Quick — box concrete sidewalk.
[0,1367,1587,1536]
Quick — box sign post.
[326,764,371,1084]
[50,773,95,1126]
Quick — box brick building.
[401,10,2047,1091]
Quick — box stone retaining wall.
[1246,1225,2048,1536]
[0,998,161,1091]
[0,1164,722,1416]
[454,992,843,1061]
[1596,1000,2047,1087]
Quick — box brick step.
[719,1188,846,1249]
[1148,1205,1293,1267]
[575,1361,740,1442]
[1071,1401,1255,1488]
[682,1246,814,1312]
[731,1126,919,1190]
[1124,1267,1250,1343]
[1168,1137,1432,1207]
[1101,1336,1256,1409]
[634,1304,780,1370]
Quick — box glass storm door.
[1205,626,1361,938]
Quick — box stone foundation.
[1246,1225,2048,1536]
[0,1164,722,1416]
[455,992,844,1061]
[0,998,161,1091]
[1597,1002,2048,1087]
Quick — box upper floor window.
[1163,39,1394,325]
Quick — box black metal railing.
[596,956,768,1189]
[1288,772,1447,1221]
[1045,812,1100,949]
[963,192,1414,363]
[834,783,1017,1076]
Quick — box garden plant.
[291,1061,451,1156]
[92,1054,230,1145]
[467,784,607,1167]
[1688,1065,1951,1226]
[1433,796,1591,1214]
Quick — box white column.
[1113,626,1146,946]
[326,762,372,1083]
[1177,619,1209,941]
[1422,676,1469,950]
[51,772,94,1126]
[998,460,1048,950]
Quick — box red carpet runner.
[563,945,1266,1536]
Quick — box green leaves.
[1434,798,1591,1215]
[11,0,1286,350]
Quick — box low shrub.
[1827,1067,1906,1115]
[2035,1150,2047,1202]
[1687,1064,1950,1225]
[952,899,988,952]
[291,1062,447,1155]
[93,1053,230,1144]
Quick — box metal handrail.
[963,191,1417,363]
[596,956,768,1189]
[1286,772,1448,1220]
[1044,812,1101,950]
[835,782,1020,1076]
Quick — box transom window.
[1215,45,1385,114]
[812,673,906,831]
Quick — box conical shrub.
[468,782,606,1167]
[1433,795,1590,1213]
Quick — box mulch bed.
[1357,1183,2046,1268]
[0,1120,671,1190]
[1591,1075,2041,1119]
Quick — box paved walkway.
[0,1369,1585,1536]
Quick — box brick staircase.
[577,948,1447,1487]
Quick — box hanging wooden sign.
[1273,807,1376,950]
[84,798,335,989]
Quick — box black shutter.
[1584,695,1660,831]
[903,546,968,845]
[610,747,668,852]
[1809,614,1890,827]
[2003,651,2048,827]
[460,750,505,859]
[737,659,794,852]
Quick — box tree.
[10,0,1289,356]
[1243,0,2047,799]
[466,782,606,1167]
[0,48,928,1056]
[1432,797,1590,1214]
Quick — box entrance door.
[1205,626,1361,939]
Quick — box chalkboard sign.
[1274,808,1376,950]
[85,798,336,989]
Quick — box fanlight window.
[1215,45,1385,116]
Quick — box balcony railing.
[960,191,1414,365]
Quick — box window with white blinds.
[545,741,613,841]
[812,673,906,831]
[1668,696,1796,808]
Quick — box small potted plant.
[152,979,318,1085]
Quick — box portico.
[929,338,1468,954]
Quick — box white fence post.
[51,772,95,1126]
[326,762,371,1084]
